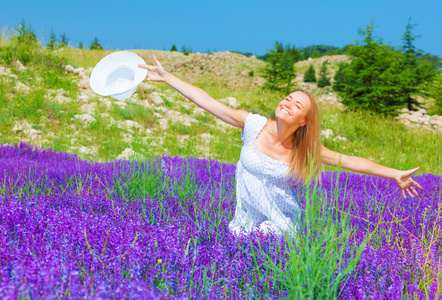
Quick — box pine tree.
[78,41,84,49]
[304,64,316,83]
[170,45,177,52]
[17,20,37,44]
[333,62,349,92]
[261,49,281,90]
[47,29,57,50]
[398,19,437,110]
[317,61,331,87]
[278,51,295,94]
[336,24,405,114]
[14,20,38,65]
[261,41,296,92]
[430,73,442,114]
[90,37,103,50]
[59,33,68,48]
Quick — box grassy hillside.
[0,45,441,174]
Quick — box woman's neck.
[272,119,299,149]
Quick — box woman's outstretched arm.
[320,145,422,199]
[138,55,249,129]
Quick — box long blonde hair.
[287,90,322,183]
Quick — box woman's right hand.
[138,55,167,82]
[138,54,249,129]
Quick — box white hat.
[90,51,147,101]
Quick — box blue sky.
[1,0,441,57]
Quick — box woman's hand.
[395,167,422,199]
[138,55,167,82]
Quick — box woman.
[138,56,422,237]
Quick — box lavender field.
[0,143,441,299]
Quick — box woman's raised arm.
[138,55,249,129]
[320,145,422,199]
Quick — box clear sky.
[1,0,441,57]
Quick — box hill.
[0,48,441,174]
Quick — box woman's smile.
[281,107,291,115]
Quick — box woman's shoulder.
[241,112,268,142]
[245,112,267,126]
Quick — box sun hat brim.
[90,51,147,96]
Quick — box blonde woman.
[138,56,422,237]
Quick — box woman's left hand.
[395,167,422,198]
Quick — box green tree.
[90,37,103,50]
[47,29,57,50]
[261,41,296,93]
[398,19,437,110]
[333,62,349,92]
[59,33,69,48]
[8,20,40,65]
[429,73,442,114]
[304,64,316,83]
[261,48,281,90]
[170,44,177,52]
[317,61,331,87]
[17,20,37,44]
[336,24,405,114]
[78,41,84,49]
[279,51,295,94]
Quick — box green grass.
[320,105,442,173]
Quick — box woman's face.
[275,91,311,127]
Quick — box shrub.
[304,64,316,83]
[59,33,69,48]
[90,37,103,50]
[47,29,57,50]
[317,61,331,87]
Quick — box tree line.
[47,28,103,50]
[261,20,442,115]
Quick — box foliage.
[90,37,103,50]
[181,45,192,56]
[429,73,442,114]
[260,48,280,90]
[0,21,40,66]
[260,44,346,61]
[231,51,254,57]
[16,20,37,45]
[47,29,57,50]
[332,62,349,92]
[78,41,84,49]
[59,32,69,48]
[417,53,442,71]
[317,61,331,88]
[298,44,348,60]
[335,22,439,114]
[0,24,37,66]
[303,64,316,83]
[397,19,438,110]
[261,42,296,93]
[279,51,296,94]
[170,44,177,52]
[334,24,408,114]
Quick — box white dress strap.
[241,113,267,144]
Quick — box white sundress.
[228,113,303,237]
